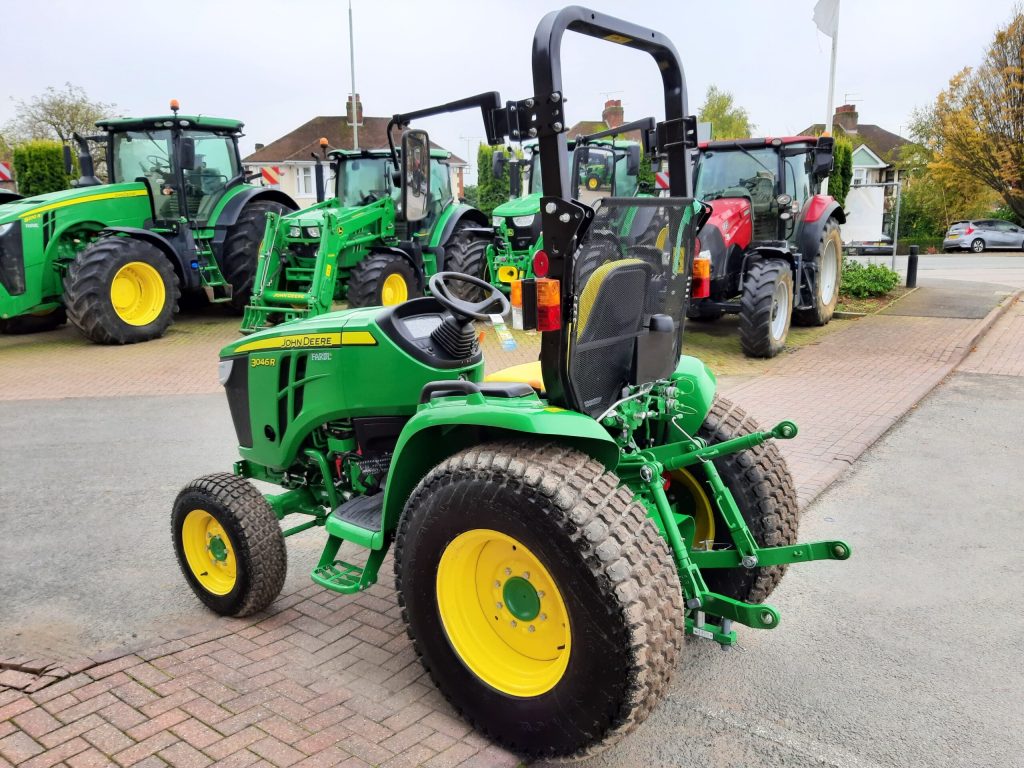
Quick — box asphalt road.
[851,251,1024,288]
[570,371,1024,768]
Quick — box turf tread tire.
[698,396,799,604]
[346,251,421,308]
[63,237,179,344]
[172,472,287,617]
[793,217,842,327]
[220,200,291,312]
[739,257,792,358]
[394,441,685,760]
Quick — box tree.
[830,137,853,209]
[476,144,513,217]
[12,141,70,196]
[925,8,1024,219]
[5,83,115,143]
[697,86,754,140]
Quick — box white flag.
[813,0,839,37]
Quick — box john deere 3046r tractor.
[240,99,493,333]
[0,101,296,343]
[173,8,850,759]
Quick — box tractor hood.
[279,198,386,230]
[0,182,148,226]
[493,192,541,219]
[697,197,753,269]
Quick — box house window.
[296,166,315,197]
[852,168,867,186]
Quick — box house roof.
[799,121,910,165]
[244,116,465,166]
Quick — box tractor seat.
[485,360,546,394]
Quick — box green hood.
[0,182,148,225]
[493,192,541,218]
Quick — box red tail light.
[692,256,711,299]
[535,278,561,331]
[965,226,975,234]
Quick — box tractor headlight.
[305,226,320,238]
[512,215,536,227]
[492,215,503,227]
[218,359,234,386]
[288,226,302,238]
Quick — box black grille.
[506,217,542,251]
[0,219,26,296]
[567,197,699,417]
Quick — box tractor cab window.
[425,159,454,225]
[695,147,778,239]
[182,131,239,224]
[112,129,175,221]
[335,157,394,208]
[577,146,615,205]
[784,149,813,207]
[528,152,542,194]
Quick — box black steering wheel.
[428,271,511,321]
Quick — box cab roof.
[328,147,452,160]
[96,115,244,133]
[698,136,818,151]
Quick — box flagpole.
[821,0,839,194]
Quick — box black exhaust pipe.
[71,133,102,188]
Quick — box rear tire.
[669,397,799,604]
[739,258,792,358]
[346,251,422,308]
[220,200,291,312]
[172,473,286,617]
[0,307,67,334]
[446,228,490,301]
[64,237,179,344]
[793,218,842,326]
[971,238,985,253]
[395,441,684,760]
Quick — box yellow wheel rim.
[180,509,237,596]
[381,273,409,305]
[670,468,716,549]
[110,261,165,326]
[436,529,571,697]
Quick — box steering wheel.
[428,271,511,321]
[145,154,171,174]
[358,191,379,205]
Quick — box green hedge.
[897,237,944,254]
[830,138,853,209]
[12,140,69,196]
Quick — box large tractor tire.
[0,307,67,335]
[220,200,292,312]
[446,228,490,301]
[346,251,422,308]
[172,473,286,617]
[666,396,799,605]
[793,218,842,326]
[395,441,685,760]
[63,237,179,345]
[739,258,792,358]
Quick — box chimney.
[346,94,363,127]
[601,99,624,129]
[833,104,858,134]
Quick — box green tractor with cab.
[0,101,296,343]
[240,100,493,333]
[172,8,850,760]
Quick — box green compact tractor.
[476,120,652,293]
[0,101,296,343]
[173,8,849,759]
[240,101,492,333]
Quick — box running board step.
[324,493,384,549]
[311,538,386,595]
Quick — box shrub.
[12,140,69,196]
[830,137,853,209]
[841,257,900,298]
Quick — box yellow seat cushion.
[485,361,545,393]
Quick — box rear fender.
[428,204,490,270]
[373,245,423,287]
[796,196,844,260]
[668,355,718,435]
[379,396,619,535]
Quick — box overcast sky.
[4,0,1017,182]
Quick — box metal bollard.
[906,245,919,288]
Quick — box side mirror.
[401,129,431,223]
[626,145,641,176]
[62,144,73,176]
[179,137,197,171]
[813,136,834,178]
[492,151,506,178]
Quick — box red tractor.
[688,136,844,357]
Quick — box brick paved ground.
[958,295,1024,377]
[1,288,1019,766]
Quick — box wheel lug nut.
[504,567,512,576]
[528,625,535,632]
[540,613,547,621]
[494,580,501,588]
[523,571,530,580]
[537,591,545,598]
[510,620,517,628]
[496,602,503,610]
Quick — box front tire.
[395,442,684,760]
[64,237,179,344]
[739,258,792,358]
[668,397,800,604]
[346,251,421,308]
[172,473,286,617]
[793,218,842,326]
[220,200,291,312]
